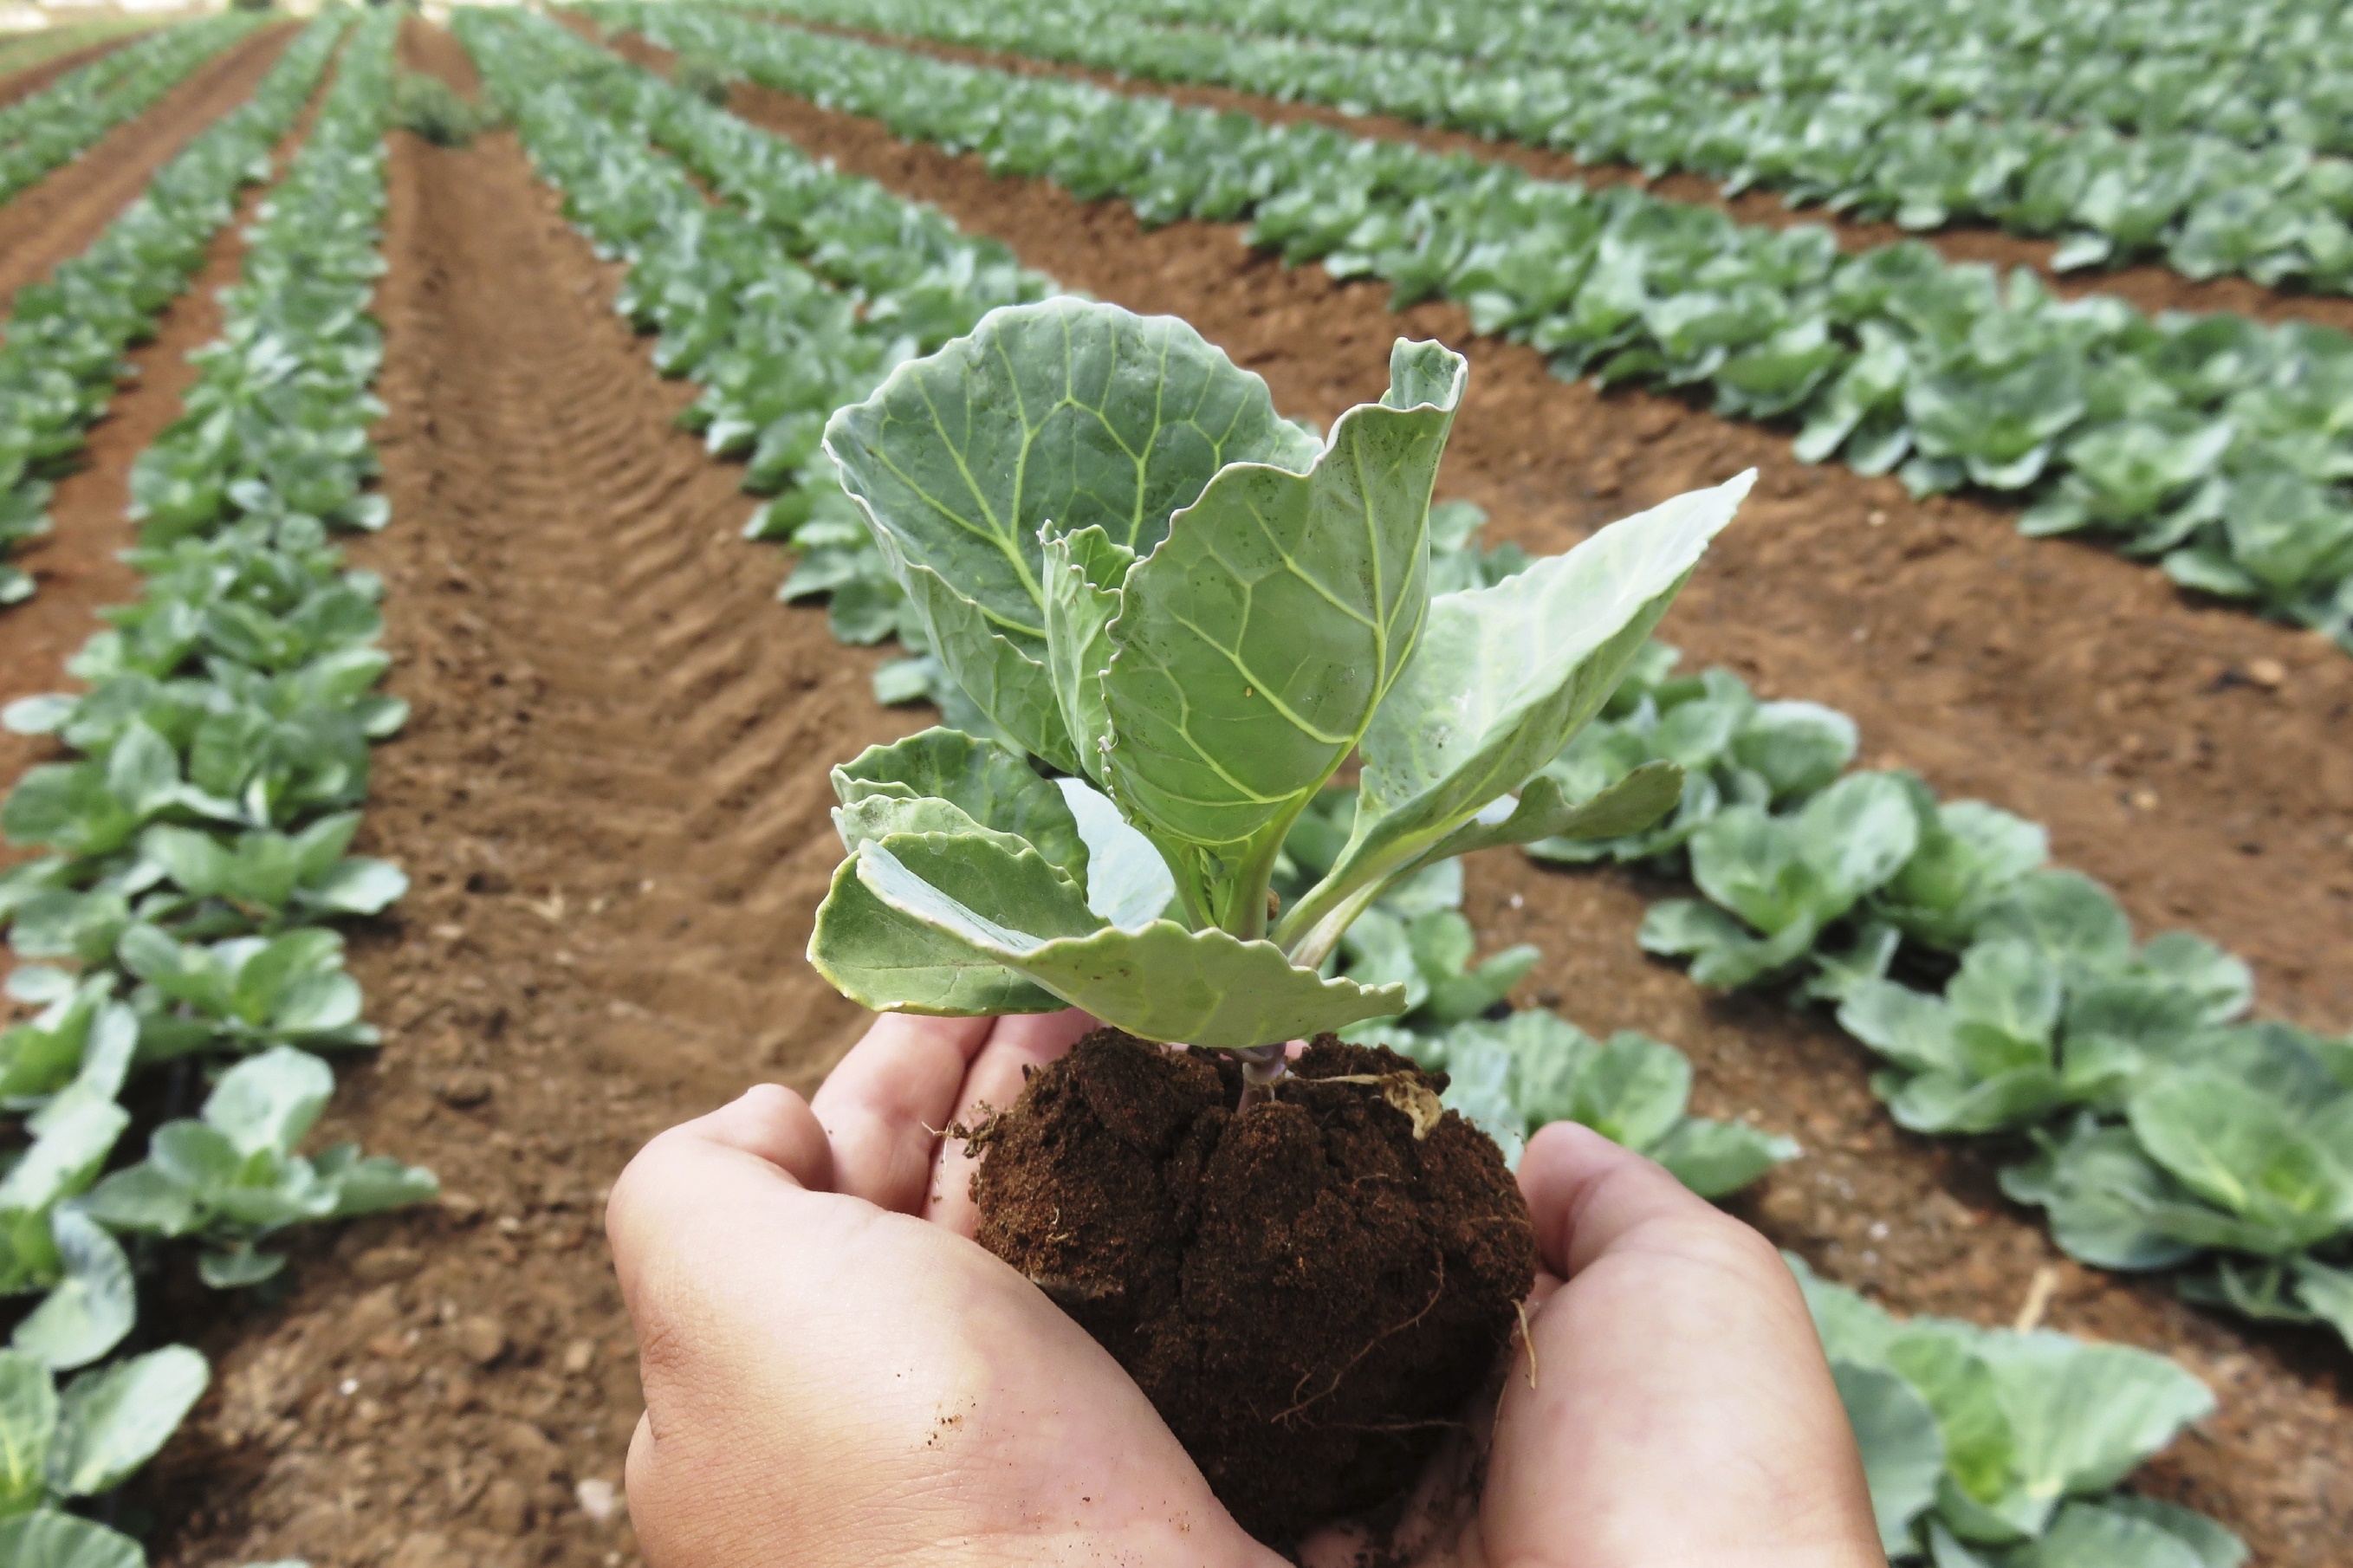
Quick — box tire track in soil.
[0,29,314,796]
[587,44,2352,1562]
[153,42,917,1567]
[0,23,294,319]
[762,16,2353,333]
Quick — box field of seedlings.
[0,3,2347,1565]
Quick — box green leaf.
[2000,1118,2205,1270]
[1647,1117,1798,1198]
[1831,1361,1945,1559]
[1571,1031,1692,1150]
[1422,761,1685,865]
[1099,338,1467,869]
[830,728,1087,881]
[1980,870,2135,978]
[825,299,1316,768]
[1053,776,1176,928]
[848,837,1401,1047]
[2128,1072,2353,1250]
[0,1352,57,1516]
[1841,980,1963,1076]
[2097,1497,2250,1568]
[2294,1256,2353,1349]
[0,1511,144,1568]
[9,1215,133,1372]
[204,1047,335,1158]
[807,845,1070,1018]
[1039,524,1131,781]
[1729,701,1857,803]
[1970,1332,2214,1529]
[1883,1330,2014,1506]
[46,1345,209,1497]
[0,1098,128,1215]
[1949,939,2063,1046]
[1996,1500,2220,1568]
[1289,475,1749,951]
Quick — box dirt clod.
[972,1030,1538,1548]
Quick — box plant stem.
[1235,1041,1290,1108]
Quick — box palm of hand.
[607,1014,1882,1568]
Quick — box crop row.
[745,0,2353,296]
[608,4,2353,656]
[1128,0,2353,157]
[0,14,433,1563]
[0,13,265,214]
[1,16,296,610]
[460,14,2240,1559]
[1492,644,2353,1350]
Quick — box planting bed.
[0,13,2347,1568]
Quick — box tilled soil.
[0,27,308,790]
[772,17,2353,334]
[0,22,2337,1567]
[0,23,294,318]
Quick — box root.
[1273,1247,1448,1426]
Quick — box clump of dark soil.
[970,1029,1538,1548]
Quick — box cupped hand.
[606,1011,1883,1568]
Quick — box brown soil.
[0,23,292,321]
[972,1030,1536,1549]
[0,36,132,110]
[0,27,306,793]
[0,20,2315,1567]
[762,18,2353,333]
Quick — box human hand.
[606,1012,1883,1567]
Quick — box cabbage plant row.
[0,15,302,610]
[604,5,2353,655]
[738,0,2353,295]
[462,16,2237,1554]
[1506,644,2353,1352]
[0,16,435,1563]
[0,13,267,213]
[1127,0,2353,157]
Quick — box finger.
[809,1012,995,1214]
[606,1084,832,1319]
[1486,1121,1880,1566]
[927,1008,1096,1234]
[1518,1118,1728,1277]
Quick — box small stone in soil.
[576,1478,621,1524]
[456,1316,507,1365]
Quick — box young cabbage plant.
[808,299,1748,1094]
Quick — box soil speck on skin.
[972,1030,1537,1549]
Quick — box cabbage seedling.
[808,299,1750,1096]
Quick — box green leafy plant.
[0,1345,211,1560]
[804,295,1744,1085]
[1413,1010,1799,1193]
[671,51,739,106]
[389,69,492,146]
[1792,1255,2240,1565]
